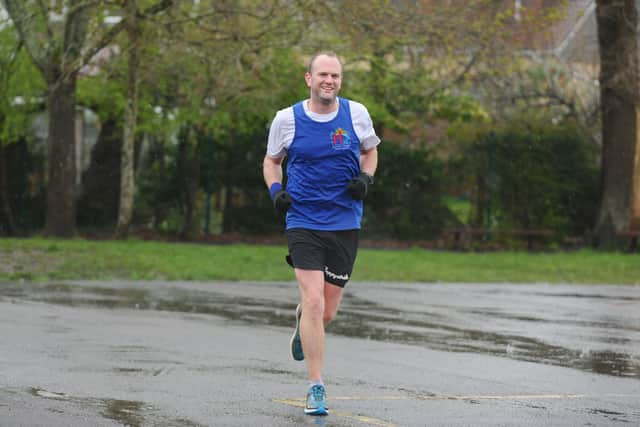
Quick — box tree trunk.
[222,146,234,234]
[44,73,78,237]
[177,126,202,239]
[594,0,639,248]
[222,186,233,233]
[631,112,640,229]
[0,144,16,235]
[116,0,140,239]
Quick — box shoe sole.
[304,407,328,416]
[290,304,304,361]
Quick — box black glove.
[347,172,374,200]
[273,189,293,214]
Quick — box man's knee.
[323,308,337,324]
[302,295,324,318]
[322,281,344,324]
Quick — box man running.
[263,51,380,416]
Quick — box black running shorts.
[285,228,359,287]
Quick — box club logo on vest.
[330,128,352,150]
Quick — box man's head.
[305,52,343,106]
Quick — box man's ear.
[305,72,312,87]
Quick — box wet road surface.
[1,280,639,426]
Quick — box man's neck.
[307,98,338,115]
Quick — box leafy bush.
[363,142,454,240]
[455,119,599,238]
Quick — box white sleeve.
[266,107,295,158]
[349,100,381,150]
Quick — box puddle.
[28,387,146,426]
[3,282,639,379]
[25,386,202,426]
[531,292,640,302]
[102,399,145,427]
[331,305,640,379]
[30,387,68,399]
[587,408,635,423]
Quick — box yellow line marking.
[278,393,640,402]
[274,394,640,426]
[273,398,397,427]
[330,394,589,400]
[330,411,397,427]
[272,398,304,407]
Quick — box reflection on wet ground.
[28,387,197,427]
[2,281,638,379]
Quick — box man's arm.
[360,146,378,177]
[263,154,292,214]
[347,146,378,200]
[263,154,284,188]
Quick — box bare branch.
[422,54,477,101]
[80,0,176,68]
[3,0,53,73]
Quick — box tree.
[128,0,306,236]
[594,0,640,247]
[3,0,92,236]
[115,0,141,238]
[310,0,504,130]
[2,0,174,237]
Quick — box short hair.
[307,51,343,74]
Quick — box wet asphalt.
[0,279,639,426]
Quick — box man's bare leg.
[323,282,344,325]
[295,268,326,381]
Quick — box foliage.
[0,25,47,235]
[452,116,600,237]
[134,135,182,231]
[77,70,126,123]
[364,142,454,240]
[0,26,45,145]
[0,0,615,248]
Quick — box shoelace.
[310,385,325,402]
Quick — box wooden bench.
[443,228,554,250]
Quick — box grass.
[1,237,639,284]
[444,195,472,224]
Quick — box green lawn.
[1,238,638,284]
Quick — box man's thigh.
[286,228,359,287]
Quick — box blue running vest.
[285,98,362,230]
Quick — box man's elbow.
[264,155,276,168]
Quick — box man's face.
[305,55,342,105]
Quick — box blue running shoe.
[290,304,304,361]
[304,384,328,416]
